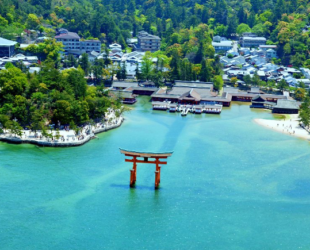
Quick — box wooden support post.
[155,171,159,189]
[133,158,137,182]
[130,156,137,187]
[130,169,135,187]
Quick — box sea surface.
[1,96,310,250]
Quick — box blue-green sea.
[1,96,310,250]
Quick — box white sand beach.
[254,114,310,140]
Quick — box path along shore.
[254,114,310,140]
[0,110,124,147]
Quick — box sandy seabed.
[254,114,310,141]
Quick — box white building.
[212,41,234,52]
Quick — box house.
[220,55,245,66]
[126,38,138,45]
[80,51,100,62]
[36,37,50,43]
[124,51,145,63]
[226,49,239,57]
[259,45,277,51]
[0,37,17,57]
[257,70,267,81]
[266,49,277,60]
[250,49,265,56]
[109,43,122,50]
[137,31,161,52]
[111,47,122,53]
[272,99,299,114]
[300,68,310,79]
[213,36,228,42]
[249,55,266,65]
[239,47,251,55]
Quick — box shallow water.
[1,96,310,250]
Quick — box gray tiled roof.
[273,99,299,110]
[55,32,80,39]
[112,81,138,88]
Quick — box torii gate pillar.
[120,149,173,189]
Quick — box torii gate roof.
[120,148,173,158]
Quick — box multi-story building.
[0,37,17,57]
[137,31,160,52]
[242,37,266,47]
[80,40,101,53]
[55,29,101,55]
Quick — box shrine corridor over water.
[1,96,310,250]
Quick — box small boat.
[181,108,189,116]
[169,105,177,112]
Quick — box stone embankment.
[0,112,124,147]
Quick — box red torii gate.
[120,148,173,189]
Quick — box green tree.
[79,53,90,75]
[53,100,72,125]
[277,79,289,91]
[213,75,223,91]
[141,52,153,80]
[236,23,251,35]
[295,88,306,101]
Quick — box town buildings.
[0,53,38,69]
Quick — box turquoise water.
[1,96,310,250]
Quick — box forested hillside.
[0,0,309,68]
[0,0,308,70]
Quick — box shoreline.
[254,114,310,141]
[0,111,124,147]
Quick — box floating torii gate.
[120,148,173,189]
